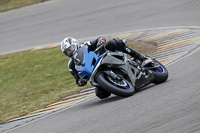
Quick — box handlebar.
[94,45,107,56]
[94,44,104,53]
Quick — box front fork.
[102,70,123,81]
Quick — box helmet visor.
[64,45,75,57]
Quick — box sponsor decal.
[125,48,131,53]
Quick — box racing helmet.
[60,37,80,57]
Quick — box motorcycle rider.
[60,36,146,87]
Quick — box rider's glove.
[76,78,87,86]
[97,37,106,47]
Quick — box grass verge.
[0,40,156,124]
[0,0,49,12]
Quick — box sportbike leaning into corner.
[60,37,168,99]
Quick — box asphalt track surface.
[0,0,200,54]
[6,49,200,133]
[1,0,200,133]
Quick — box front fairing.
[74,45,102,81]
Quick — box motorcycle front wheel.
[96,72,135,97]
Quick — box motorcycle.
[73,42,168,99]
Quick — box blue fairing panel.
[75,46,99,81]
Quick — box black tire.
[96,73,135,97]
[95,87,111,99]
[150,61,168,84]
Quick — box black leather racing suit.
[68,37,145,86]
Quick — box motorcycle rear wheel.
[150,60,168,84]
